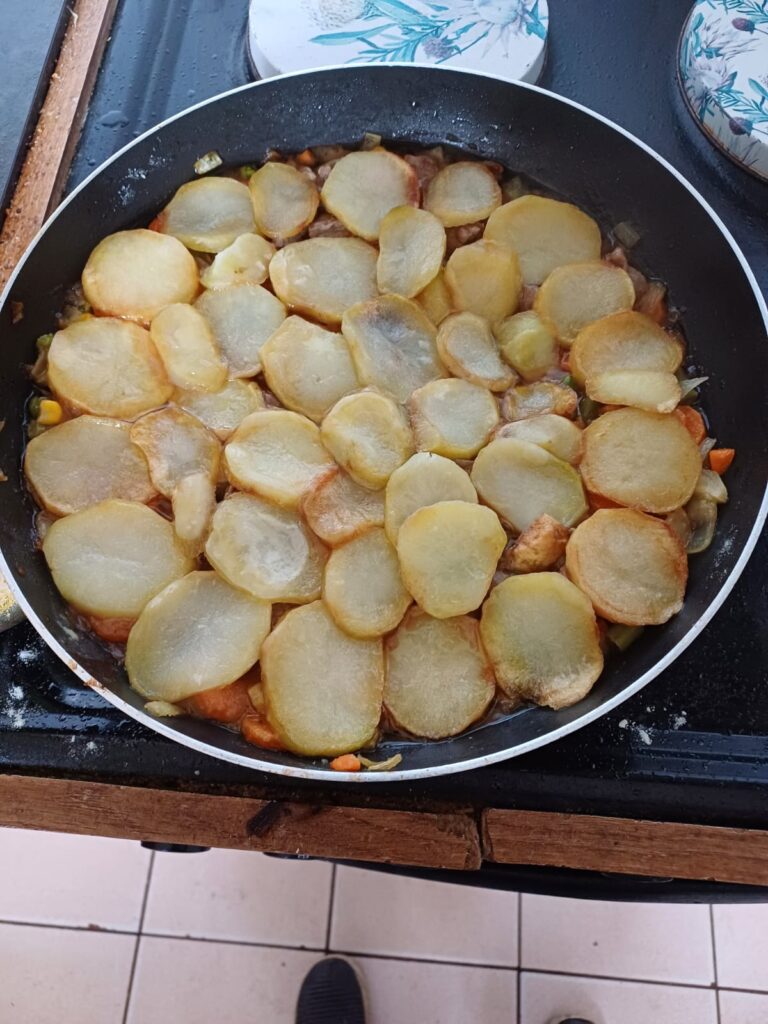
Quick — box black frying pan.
[1,66,766,781]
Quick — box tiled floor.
[1,828,767,1023]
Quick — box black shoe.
[296,956,367,1024]
[549,1018,596,1024]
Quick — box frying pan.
[1,65,767,782]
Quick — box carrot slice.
[329,754,362,772]
[674,406,706,444]
[295,149,316,167]
[241,713,284,751]
[709,448,735,474]
[185,677,253,724]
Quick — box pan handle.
[0,571,26,632]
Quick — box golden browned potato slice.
[416,269,453,326]
[495,414,582,465]
[445,239,521,322]
[534,261,635,346]
[205,492,327,602]
[260,316,359,423]
[323,528,411,638]
[377,206,446,298]
[580,408,701,513]
[261,601,384,756]
[321,390,413,490]
[384,608,495,739]
[501,381,578,421]
[174,380,265,440]
[321,150,418,241]
[125,571,271,702]
[570,311,684,388]
[436,312,516,391]
[471,437,587,531]
[195,283,286,378]
[480,573,603,709]
[501,513,570,573]
[149,302,227,392]
[397,500,506,618]
[130,406,221,497]
[82,229,198,323]
[484,195,602,285]
[566,508,687,625]
[154,177,256,252]
[224,409,334,509]
[408,378,499,458]
[42,500,193,618]
[384,452,477,544]
[424,162,501,228]
[248,161,320,240]
[48,318,172,419]
[200,233,275,289]
[24,416,155,516]
[269,237,378,325]
[495,311,558,381]
[586,370,681,413]
[303,468,385,546]
[169,471,216,553]
[342,294,444,404]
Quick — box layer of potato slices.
[586,370,681,413]
[377,206,446,298]
[269,237,378,325]
[445,239,521,322]
[321,150,418,241]
[303,469,385,546]
[249,161,320,240]
[384,452,477,544]
[195,283,286,378]
[409,378,499,458]
[130,406,221,497]
[416,269,454,326]
[149,302,228,392]
[425,161,501,227]
[436,312,516,391]
[534,261,635,346]
[501,381,578,421]
[321,390,413,490]
[154,177,256,252]
[495,414,583,465]
[174,380,265,440]
[494,311,558,381]
[569,310,684,388]
[200,233,275,289]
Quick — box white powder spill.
[9,685,23,700]
[85,741,97,753]
[637,728,652,746]
[16,648,38,664]
[117,182,136,206]
[617,718,654,746]
[9,710,26,730]
[126,167,148,180]
[672,713,688,730]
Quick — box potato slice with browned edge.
[321,150,418,241]
[43,500,193,618]
[303,469,385,546]
[261,601,384,756]
[484,195,602,285]
[269,237,378,325]
[321,390,413,490]
[249,162,320,240]
[471,437,587,531]
[397,500,505,618]
[409,378,499,458]
[425,162,501,227]
[171,471,217,552]
[154,177,256,252]
[195,283,286,378]
[495,311,558,381]
[25,416,156,516]
[377,206,446,298]
[416,269,453,326]
[566,508,687,626]
[342,294,444,404]
[570,311,684,388]
[445,239,521,322]
[260,316,359,422]
[130,406,221,497]
[150,303,227,392]
[495,414,582,465]
[501,381,578,421]
[534,261,635,346]
[48,318,172,419]
[225,409,334,508]
[125,571,271,703]
[82,229,198,323]
[586,370,681,413]
[205,492,327,602]
[480,573,603,709]
[436,312,515,391]
[580,408,701,513]
[200,233,275,289]
[501,514,570,574]
[384,453,476,544]
[175,380,265,440]
[324,528,411,638]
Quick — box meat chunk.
[501,514,570,573]
[404,153,441,193]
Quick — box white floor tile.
[521,894,715,985]
[143,848,332,947]
[331,866,519,966]
[0,826,150,930]
[714,904,768,991]
[720,988,768,1024]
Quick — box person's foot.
[296,956,367,1024]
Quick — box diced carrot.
[146,214,166,233]
[85,615,135,644]
[185,678,253,724]
[329,754,361,772]
[240,713,284,751]
[295,148,316,167]
[709,448,735,474]
[559,350,571,372]
[674,405,706,444]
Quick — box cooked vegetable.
[171,471,216,552]
[303,469,385,546]
[416,269,453,325]
[37,400,62,426]
[269,237,378,325]
[685,496,718,554]
[321,150,418,241]
[149,303,228,392]
[570,311,683,388]
[384,452,477,544]
[445,239,521,322]
[709,448,735,474]
[495,414,582,465]
[248,161,320,240]
[241,712,284,751]
[424,162,501,227]
[194,151,223,175]
[674,405,707,444]
[321,390,413,490]
[377,206,446,298]
[408,378,499,458]
[174,380,265,440]
[130,406,221,497]
[605,623,644,652]
[436,312,516,391]
[501,380,578,421]
[694,468,728,505]
[200,233,275,289]
[324,528,411,638]
[330,754,362,772]
[154,177,256,252]
[534,262,635,346]
[586,370,681,413]
[195,283,286,378]
[495,311,558,381]
[184,677,254,724]
[501,513,570,573]
[664,507,692,548]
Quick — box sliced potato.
[445,239,521,322]
[534,261,635,346]
[248,161,320,240]
[154,177,256,252]
[495,414,582,465]
[195,283,286,378]
[171,471,216,552]
[48,317,172,419]
[43,500,192,618]
[384,452,477,544]
[586,370,681,413]
[324,528,411,638]
[436,312,515,391]
[501,380,578,421]
[397,500,506,618]
[480,573,603,709]
[425,161,501,227]
[570,310,684,388]
[377,206,446,298]
[484,195,602,285]
[200,233,275,289]
[125,571,271,702]
[320,390,413,490]
[205,492,327,602]
[342,294,444,404]
[303,469,385,546]
[416,269,453,326]
[580,408,701,513]
[149,303,227,391]
[384,609,495,739]
[130,406,221,497]
[471,437,587,531]
[321,150,418,241]
[408,378,499,458]
[566,508,687,625]
[269,237,378,325]
[224,409,334,508]
[175,380,265,440]
[495,311,558,381]
[501,513,570,573]
[82,228,198,323]
[260,315,359,422]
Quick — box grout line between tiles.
[709,905,722,1024]
[0,918,136,936]
[514,967,718,992]
[122,851,156,1024]
[324,863,337,953]
[141,931,326,953]
[516,892,522,1024]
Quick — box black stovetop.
[2,0,768,824]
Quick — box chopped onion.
[605,623,644,651]
[699,436,717,462]
[613,221,641,249]
[358,753,403,772]
[679,376,709,402]
[144,700,183,718]
[194,151,223,175]
[361,132,383,150]
[685,496,717,554]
